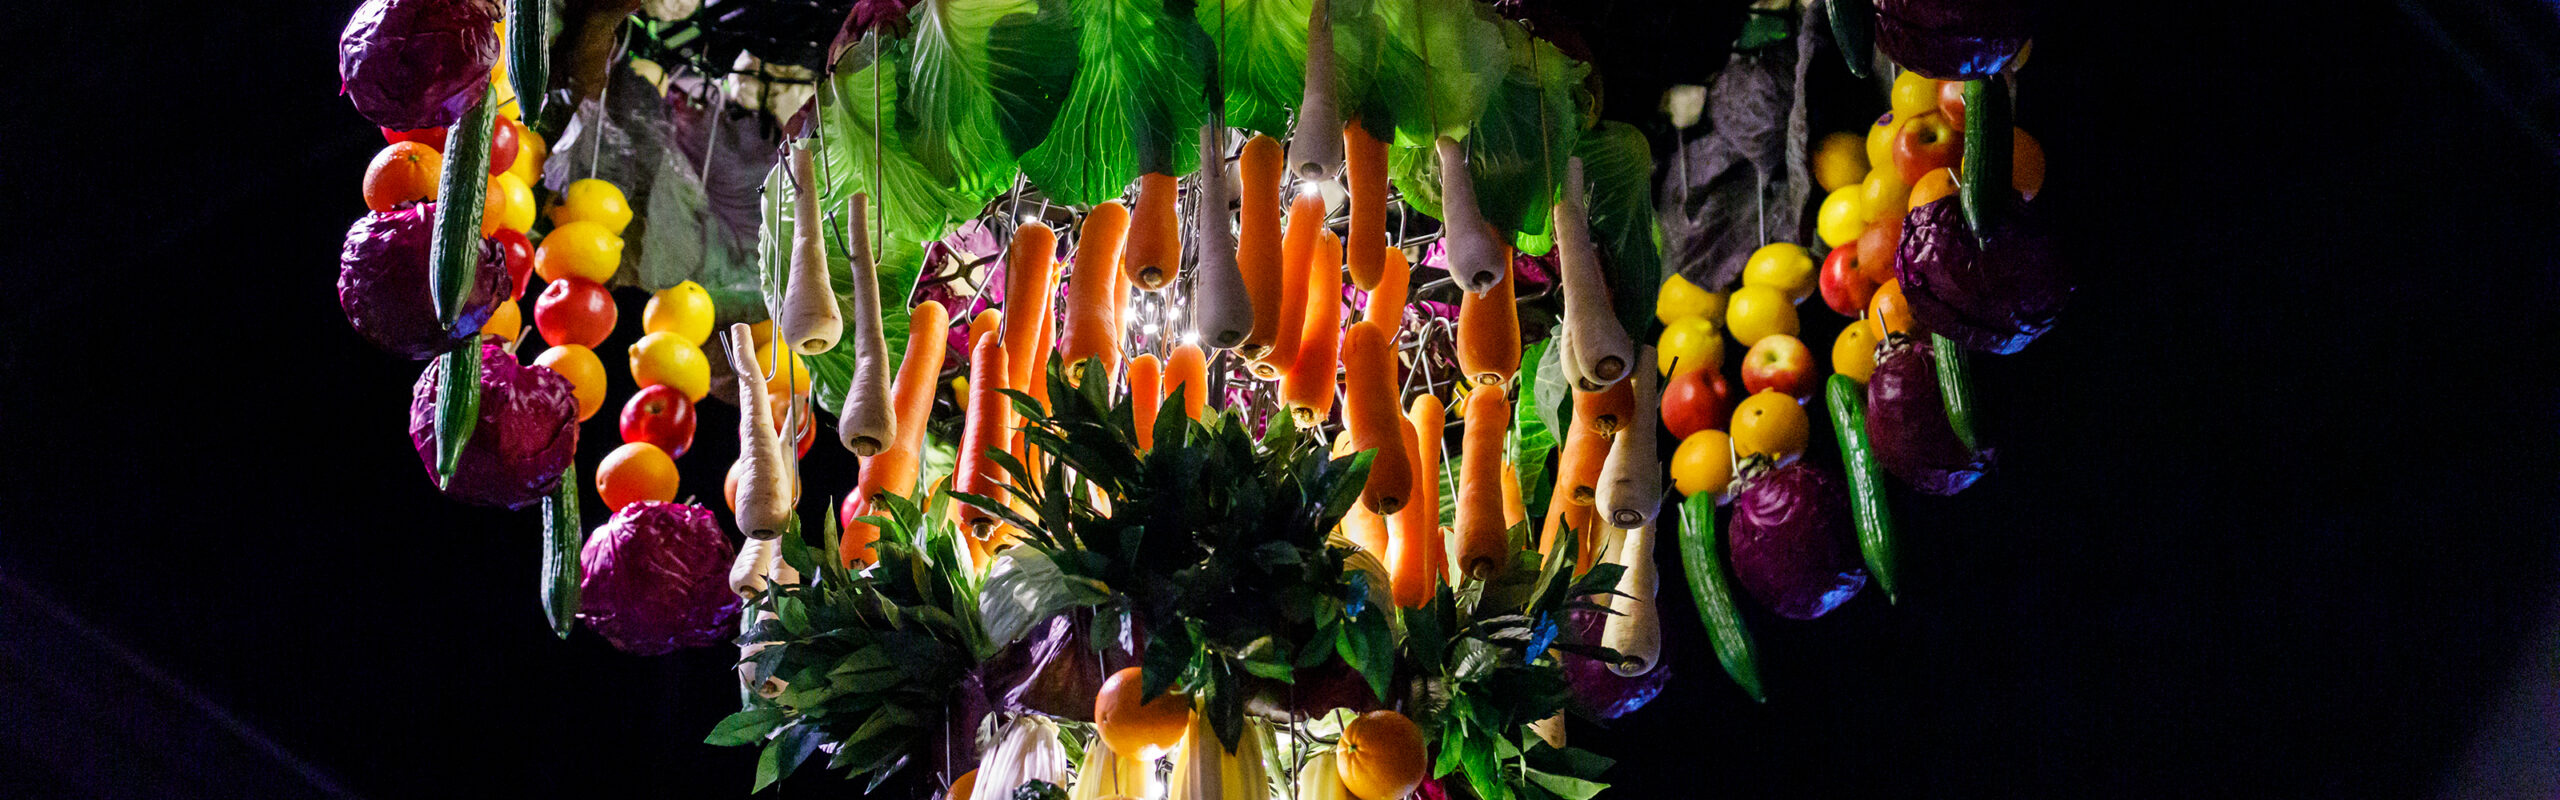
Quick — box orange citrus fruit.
[533,220,623,284]
[362,141,441,212]
[1869,279,1917,339]
[2014,128,2046,200]
[480,298,521,343]
[597,442,679,512]
[1672,429,1738,498]
[1336,710,1427,800]
[1093,666,1190,756]
[533,344,606,421]
[1832,321,1878,383]
[1908,167,1958,211]
[945,769,977,800]
[1730,390,1809,466]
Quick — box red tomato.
[487,116,522,177]
[1818,244,1879,317]
[533,277,617,349]
[490,229,535,300]
[381,126,449,152]
[619,384,697,459]
[1661,366,1739,440]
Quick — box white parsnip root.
[1595,347,1664,527]
[1285,0,1343,182]
[780,142,844,355]
[726,323,792,540]
[1556,157,1634,389]
[1436,136,1504,294]
[728,536,801,698]
[1599,520,1663,677]
[835,193,897,456]
[1191,122,1255,351]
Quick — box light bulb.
[1142,322,1160,335]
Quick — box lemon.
[1813,132,1869,193]
[490,172,536,234]
[1860,169,1912,225]
[507,127,546,186]
[1866,113,1902,184]
[534,344,606,421]
[1816,185,1869,249]
[756,342,812,397]
[1832,322,1879,383]
[643,280,716,346]
[1740,243,1817,304]
[1656,317,1721,378]
[1655,273,1718,326]
[533,221,623,284]
[548,178,633,236]
[629,331,711,402]
[1724,285,1799,348]
[1889,70,1941,119]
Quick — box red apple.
[532,277,616,348]
[620,384,697,458]
[1937,80,1968,129]
[1660,367,1736,440]
[1892,113,1962,187]
[1856,212,1904,286]
[1740,333,1817,400]
[1819,245,1879,317]
[486,115,522,177]
[491,229,535,300]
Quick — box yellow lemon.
[1866,112,1902,184]
[756,342,812,398]
[1655,273,1718,326]
[642,280,717,346]
[1816,185,1869,249]
[1813,132,1869,193]
[548,178,634,236]
[1740,243,1817,304]
[1657,316,1722,377]
[1889,70,1941,120]
[629,331,711,402]
[533,220,623,284]
[1724,285,1799,348]
[489,172,536,234]
[1860,169,1912,225]
[1832,320,1878,383]
[507,126,547,186]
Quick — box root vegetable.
[840,299,951,566]
[1237,136,1288,361]
[780,143,844,355]
[1192,124,1255,350]
[1164,343,1209,421]
[723,323,791,540]
[1343,121,1388,289]
[1123,172,1182,290]
[1365,245,1408,326]
[1555,158,1634,389]
[1286,0,1343,182]
[1451,384,1511,580]
[956,331,1012,537]
[1060,201,1133,383]
[1598,521,1662,676]
[1455,248,1520,385]
[1001,222,1059,400]
[1127,353,1162,450]
[836,193,897,456]
[1341,321,1412,516]
[1281,232,1346,423]
[1254,193,1327,379]
[1573,371,1634,438]
[1595,347,1664,527]
[1436,136,1504,293]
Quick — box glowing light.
[1019,214,1040,225]
[1181,331,1200,345]
[1296,181,1320,197]
[1162,305,1182,322]
[1142,322,1160,335]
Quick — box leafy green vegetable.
[1193,0,1312,136]
[1571,121,1663,339]
[1515,339,1563,521]
[900,0,1077,196]
[1383,20,1584,251]
[1016,0,1212,204]
[1339,0,1503,144]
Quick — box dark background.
[4,1,2557,798]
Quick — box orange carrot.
[1059,201,1132,383]
[1020,299,1058,467]
[1237,136,1287,361]
[1452,384,1511,580]
[956,332,1012,537]
[1573,375,1635,438]
[1253,193,1326,379]
[1340,321,1412,516]
[1343,503,1390,561]
[1126,353,1162,450]
[841,299,951,566]
[1163,343,1208,421]
[1364,245,1409,327]
[1343,121,1388,290]
[1123,172,1182,290]
[1000,223,1058,399]
[1387,417,1435,608]
[967,308,1002,355]
[1280,231,1345,423]
[1538,493,1598,575]
[1554,404,1610,508]
[1406,394,1449,590]
[1455,247,1520,385]
[1500,459,1527,532]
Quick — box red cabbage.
[1864,337,1992,495]
[340,204,507,359]
[1871,0,2032,81]
[1894,195,2069,355]
[407,337,579,509]
[1558,607,1670,720]
[576,502,742,655]
[338,0,501,130]
[1729,464,1867,620]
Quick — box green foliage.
[1384,20,1587,251]
[1015,0,1212,204]
[1193,0,1312,136]
[1402,533,1621,800]
[900,0,1078,196]
[1571,121,1664,339]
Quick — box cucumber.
[1827,0,1876,79]
[1825,374,1899,603]
[506,0,547,122]
[432,340,481,485]
[1930,333,1980,451]
[1675,492,1765,702]
[541,463,583,638]
[1958,77,2013,243]
[430,91,495,327]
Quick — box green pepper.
[433,340,481,485]
[1825,374,1899,603]
[1930,333,1980,451]
[1827,0,1876,79]
[1676,492,1765,702]
[1958,77,2013,244]
[506,0,547,122]
[429,91,495,327]
[541,464,582,639]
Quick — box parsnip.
[1595,346,1664,527]
[836,193,897,456]
[1555,157,1634,389]
[724,323,791,540]
[1436,136,1504,293]
[1191,123,1256,350]
[1286,0,1343,181]
[1599,521,1663,677]
[780,143,844,354]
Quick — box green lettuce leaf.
[1193,0,1310,136]
[1016,0,1211,205]
[899,0,1078,196]
[1385,23,1584,253]
[1572,120,1663,338]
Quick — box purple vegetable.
[1871,0,2031,81]
[575,501,742,655]
[1729,464,1866,620]
[982,610,1137,722]
[1865,337,1992,495]
[408,337,579,508]
[1241,657,1384,723]
[341,204,507,359]
[1558,607,1670,720]
[1894,195,2068,355]
[338,0,502,130]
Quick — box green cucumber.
[541,463,583,638]
[1676,492,1765,702]
[1827,0,1876,79]
[433,340,482,485]
[1958,77,2013,243]
[506,0,548,122]
[1930,333,1979,451]
[1825,374,1899,603]
[430,91,495,327]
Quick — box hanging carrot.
[1059,201,1132,383]
[1333,432,1390,559]
[1286,0,1343,182]
[1192,125,1254,350]
[955,332,1012,537]
[1595,347,1665,527]
[1573,373,1635,438]
[1019,300,1058,468]
[1455,247,1521,385]
[724,324,791,541]
[1163,343,1208,421]
[1108,256,1133,365]
[1391,392,1444,595]
[1253,193,1326,379]
[1340,321,1411,515]
[1554,404,1610,508]
[781,143,843,354]
[1387,418,1435,607]
[1500,459,1527,532]
[967,308,1002,355]
[1452,383,1511,580]
[1126,353,1162,451]
[1538,491,1599,575]
[1554,157,1634,390]
[1123,172,1182,290]
[1280,231,1345,424]
[1436,136,1504,293]
[1364,245,1408,327]
[837,193,897,456]
[1000,222,1059,399]
[1343,121,1388,290]
[841,299,951,566]
[1236,136,1287,361]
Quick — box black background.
[4,1,2557,798]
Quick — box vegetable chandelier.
[332,0,2065,796]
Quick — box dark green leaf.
[1572,120,1663,339]
[704,707,787,747]
[1016,0,1210,203]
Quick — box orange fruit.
[1832,321,1878,383]
[945,769,977,800]
[362,141,442,212]
[480,298,521,343]
[1812,131,1868,193]
[1907,167,1957,212]
[1336,710,1426,800]
[533,344,606,421]
[1729,390,1809,466]
[1671,429,1737,498]
[488,172,536,234]
[2013,128,2046,200]
[597,442,679,512]
[1093,666,1190,756]
[1869,279,1917,339]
